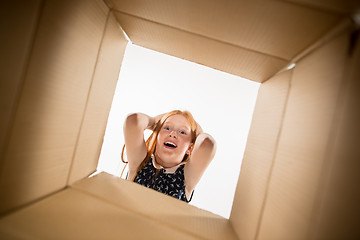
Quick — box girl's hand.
[154,113,164,125]
[147,113,165,131]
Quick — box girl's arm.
[184,130,216,198]
[123,113,156,179]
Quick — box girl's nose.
[169,130,177,138]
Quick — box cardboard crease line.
[72,187,208,240]
[112,9,289,62]
[253,69,294,240]
[0,0,46,185]
[65,7,111,186]
[306,30,353,240]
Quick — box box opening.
[95,43,260,218]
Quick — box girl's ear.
[186,143,194,155]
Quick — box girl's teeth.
[165,142,176,147]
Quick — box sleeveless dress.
[133,157,193,203]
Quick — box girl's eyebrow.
[165,121,190,130]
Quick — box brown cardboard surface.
[0,0,109,214]
[257,31,349,240]
[0,0,42,174]
[72,172,238,240]
[113,11,288,82]
[67,11,128,185]
[230,70,292,240]
[284,0,360,13]
[0,188,198,240]
[107,0,340,60]
[309,30,360,240]
[0,1,358,239]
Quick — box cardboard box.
[0,0,359,239]
[0,172,237,239]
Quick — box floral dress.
[133,157,193,203]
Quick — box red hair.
[121,110,198,180]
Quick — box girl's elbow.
[125,113,140,129]
[199,133,216,153]
[126,113,138,122]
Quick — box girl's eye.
[164,126,171,131]
[179,130,186,135]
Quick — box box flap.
[107,0,342,82]
[72,172,238,240]
[67,11,128,185]
[0,188,198,239]
[0,0,109,214]
[114,11,288,82]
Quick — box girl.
[122,110,216,203]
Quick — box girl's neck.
[152,155,182,173]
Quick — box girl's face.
[155,114,193,168]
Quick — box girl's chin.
[155,154,182,166]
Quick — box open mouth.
[164,141,177,148]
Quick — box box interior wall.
[0,1,359,239]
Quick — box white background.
[96,43,260,218]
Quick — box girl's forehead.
[165,115,191,128]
